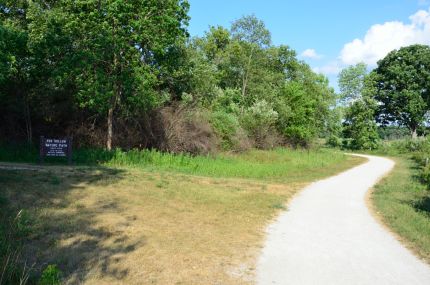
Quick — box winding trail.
[257,154,430,285]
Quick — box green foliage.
[338,64,380,150]
[1,7,339,151]
[378,126,410,140]
[343,97,380,150]
[374,45,430,137]
[1,0,190,147]
[241,100,278,144]
[276,68,336,146]
[230,14,271,48]
[38,265,62,285]
[338,62,367,104]
[210,88,242,113]
[209,111,243,150]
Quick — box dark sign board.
[40,136,72,164]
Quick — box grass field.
[0,148,364,284]
[371,157,430,263]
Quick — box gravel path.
[257,154,430,285]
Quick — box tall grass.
[0,143,353,182]
[108,148,350,181]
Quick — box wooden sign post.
[40,136,73,164]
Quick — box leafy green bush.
[241,100,279,148]
[210,88,242,114]
[38,265,62,285]
[327,135,343,148]
[209,110,248,150]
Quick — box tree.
[338,64,379,149]
[338,62,367,104]
[374,44,430,139]
[230,15,271,98]
[276,63,336,146]
[28,0,190,150]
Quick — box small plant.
[38,264,62,285]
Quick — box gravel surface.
[257,154,430,285]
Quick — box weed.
[38,264,62,285]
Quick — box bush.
[327,135,343,148]
[241,100,280,148]
[210,88,242,114]
[209,111,250,151]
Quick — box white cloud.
[301,48,323,59]
[312,61,342,75]
[340,7,430,66]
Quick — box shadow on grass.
[413,196,430,217]
[0,166,142,284]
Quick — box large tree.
[26,0,190,149]
[374,44,430,138]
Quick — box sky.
[187,0,430,90]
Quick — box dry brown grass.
[0,155,364,284]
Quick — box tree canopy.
[374,44,430,138]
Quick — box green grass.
[105,148,360,182]
[372,156,430,262]
[0,144,362,183]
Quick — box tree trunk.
[411,127,418,140]
[19,88,32,144]
[24,100,32,144]
[106,105,114,150]
[242,46,255,98]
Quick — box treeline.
[0,1,337,153]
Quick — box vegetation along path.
[257,154,430,285]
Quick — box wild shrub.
[209,111,250,151]
[241,100,280,148]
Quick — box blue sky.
[187,0,430,90]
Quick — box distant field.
[371,157,430,263]
[0,148,364,284]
